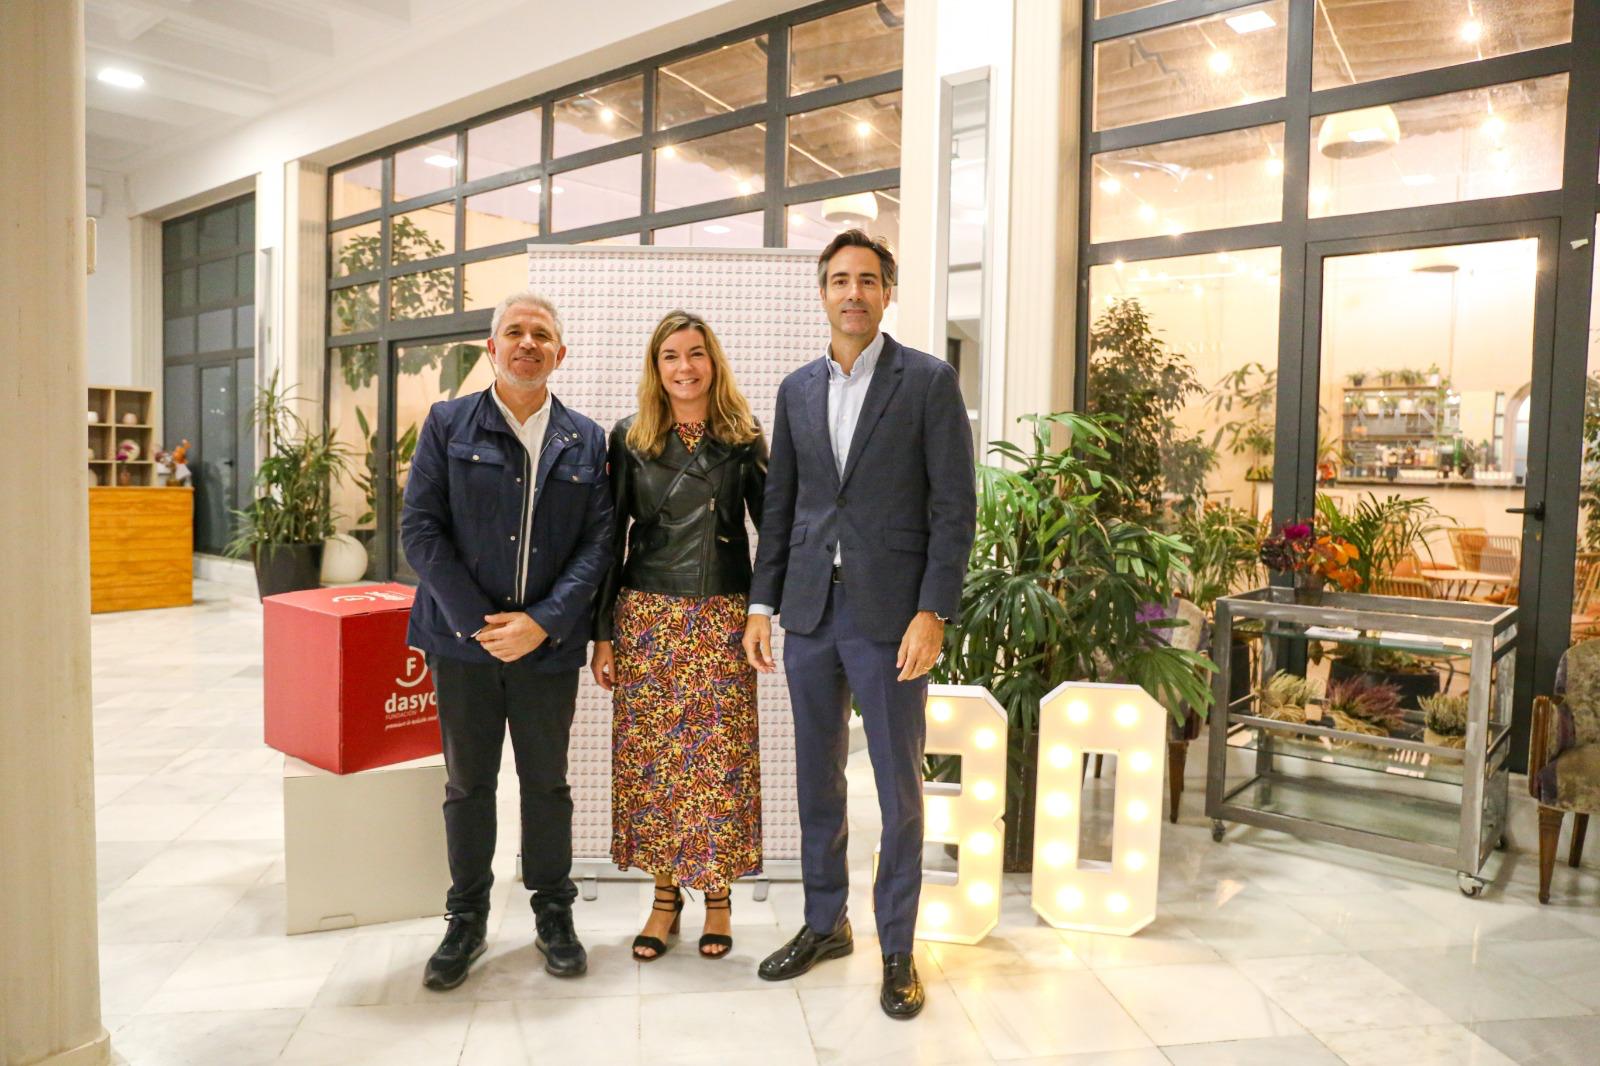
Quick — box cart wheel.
[1457,873,1486,898]
[1495,834,1508,851]
[1211,820,1226,843]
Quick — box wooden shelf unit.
[88,385,157,486]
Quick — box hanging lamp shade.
[821,191,879,224]
[1410,246,1460,273]
[1317,105,1401,158]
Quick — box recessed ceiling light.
[855,121,872,138]
[600,107,616,124]
[1265,157,1284,176]
[1481,114,1506,139]
[97,67,145,90]
[1460,19,1483,43]
[661,145,677,159]
[1137,204,1156,222]
[552,184,565,195]
[1113,259,1125,271]
[703,224,731,234]
[1099,177,1121,194]
[1208,51,1233,74]
[423,154,457,168]
[788,211,805,224]
[1225,10,1276,34]
[737,180,753,195]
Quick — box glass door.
[1305,220,1561,758]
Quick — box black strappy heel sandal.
[699,888,733,958]
[632,885,682,961]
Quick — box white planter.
[320,533,370,585]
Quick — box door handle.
[1507,503,1545,520]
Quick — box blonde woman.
[591,310,767,960]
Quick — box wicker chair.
[1370,574,1436,598]
[1529,639,1600,903]
[1449,527,1489,570]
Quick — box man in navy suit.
[402,292,613,991]
[745,230,976,1018]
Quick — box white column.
[0,3,112,1064]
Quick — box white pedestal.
[283,754,450,934]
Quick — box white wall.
[86,169,133,387]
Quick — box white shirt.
[749,332,883,618]
[489,383,552,602]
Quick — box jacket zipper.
[702,495,716,597]
[515,449,533,602]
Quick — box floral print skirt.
[610,587,762,890]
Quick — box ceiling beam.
[113,0,336,56]
[87,47,276,117]
[85,9,274,88]
[321,0,412,24]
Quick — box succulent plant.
[1420,693,1468,737]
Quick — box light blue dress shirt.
[749,332,883,618]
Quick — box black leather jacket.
[594,414,768,641]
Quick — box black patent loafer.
[422,911,487,991]
[533,900,588,977]
[880,952,925,1019]
[757,920,853,981]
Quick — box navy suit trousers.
[783,579,927,954]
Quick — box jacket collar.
[803,332,905,489]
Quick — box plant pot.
[1328,657,1441,710]
[252,542,324,600]
[1003,728,1038,873]
[1424,727,1466,758]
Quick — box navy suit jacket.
[401,387,613,669]
[750,333,976,641]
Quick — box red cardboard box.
[264,583,440,774]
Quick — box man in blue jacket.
[402,291,613,991]
[744,231,977,1018]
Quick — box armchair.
[1529,638,1600,903]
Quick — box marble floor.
[92,580,1600,1065]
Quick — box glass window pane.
[198,258,236,304]
[658,36,768,129]
[1093,0,1288,132]
[164,315,195,357]
[394,136,458,201]
[1098,0,1177,14]
[552,74,645,157]
[164,267,196,313]
[786,188,900,251]
[237,253,254,299]
[1087,248,1282,520]
[331,159,382,218]
[1317,239,1539,596]
[1314,0,1573,91]
[787,90,901,185]
[197,308,234,353]
[198,204,237,253]
[1309,74,1568,219]
[790,2,905,95]
[389,267,456,320]
[583,233,641,246]
[331,221,382,278]
[165,217,197,264]
[550,155,642,232]
[330,282,379,336]
[329,343,380,547]
[235,305,254,349]
[1091,123,1284,243]
[465,183,542,249]
[467,108,541,181]
[390,203,456,265]
[464,255,531,311]
[656,125,767,211]
[654,211,764,248]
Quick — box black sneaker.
[533,900,588,977]
[422,911,487,991]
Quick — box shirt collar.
[825,331,885,382]
[490,382,552,432]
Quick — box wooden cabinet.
[89,487,194,613]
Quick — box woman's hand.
[591,640,615,691]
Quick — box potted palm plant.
[226,372,352,598]
[930,411,1215,869]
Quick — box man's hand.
[477,612,548,662]
[896,611,945,682]
[742,614,776,673]
[590,640,615,691]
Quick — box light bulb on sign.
[1126,800,1149,822]
[967,882,994,905]
[1106,893,1130,914]
[968,832,994,855]
[1044,792,1071,818]
[973,780,997,802]
[1047,744,1073,768]
[974,728,997,750]
[924,902,949,927]
[1056,886,1084,911]
[1127,750,1153,773]
[1124,851,1147,872]
[1115,704,1140,728]
[1043,841,1071,867]
[930,700,953,722]
[1067,701,1090,723]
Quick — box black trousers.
[428,654,581,916]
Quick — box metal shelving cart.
[1206,587,1516,896]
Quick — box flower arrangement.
[1258,522,1362,591]
[1325,675,1404,746]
